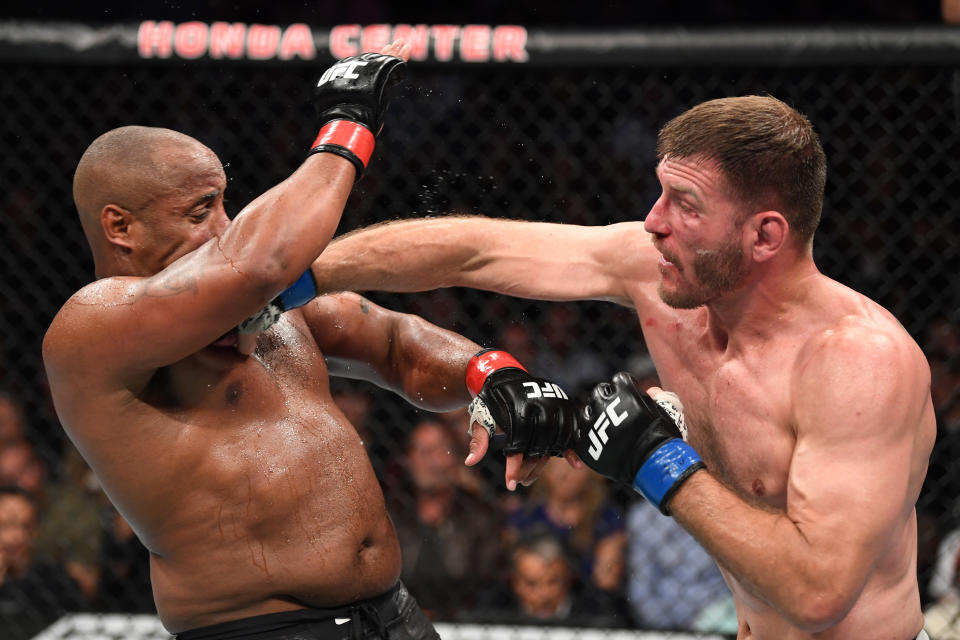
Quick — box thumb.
[465,423,490,467]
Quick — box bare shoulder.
[792,292,930,425]
[798,298,929,375]
[44,278,139,364]
[43,276,150,392]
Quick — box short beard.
[658,237,747,309]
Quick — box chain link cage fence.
[0,22,958,639]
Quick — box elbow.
[782,585,857,632]
[236,254,304,304]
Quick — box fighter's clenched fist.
[576,372,704,515]
[465,349,579,488]
[308,48,407,180]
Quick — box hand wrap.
[238,269,317,334]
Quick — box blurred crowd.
[2,301,957,639]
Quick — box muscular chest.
[642,313,796,506]
[146,313,329,419]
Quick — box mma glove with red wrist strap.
[308,52,406,181]
[466,348,578,457]
[575,372,705,515]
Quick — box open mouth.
[658,252,680,273]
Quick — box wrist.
[465,348,527,397]
[308,120,376,180]
[632,439,705,515]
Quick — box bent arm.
[304,292,479,411]
[669,326,932,631]
[44,153,357,392]
[312,216,658,306]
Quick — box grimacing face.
[646,156,751,309]
[660,230,748,309]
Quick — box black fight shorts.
[175,582,440,640]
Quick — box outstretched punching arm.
[311,216,659,309]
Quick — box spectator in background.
[533,305,609,397]
[472,531,626,628]
[918,315,960,603]
[0,485,87,640]
[622,351,735,632]
[0,393,28,444]
[626,499,735,632]
[0,440,48,500]
[923,539,960,639]
[496,322,538,371]
[33,445,102,601]
[385,419,505,620]
[507,458,629,606]
[94,507,154,613]
[929,528,960,606]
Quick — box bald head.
[73,126,222,272]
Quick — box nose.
[644,194,669,237]
[213,209,232,235]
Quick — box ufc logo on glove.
[523,382,568,399]
[317,60,369,86]
[586,397,629,460]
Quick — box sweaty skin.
[310,157,936,639]
[42,38,500,634]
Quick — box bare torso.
[628,276,933,639]
[52,310,400,632]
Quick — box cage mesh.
[0,51,958,638]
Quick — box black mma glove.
[465,349,577,457]
[307,52,406,181]
[576,372,704,515]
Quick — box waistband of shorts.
[175,582,403,640]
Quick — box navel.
[751,478,765,497]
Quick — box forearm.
[217,154,355,295]
[670,472,855,630]
[312,216,491,294]
[389,312,479,411]
[313,216,632,303]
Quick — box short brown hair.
[657,95,826,246]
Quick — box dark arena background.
[0,9,958,640]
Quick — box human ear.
[750,211,788,262]
[100,204,135,253]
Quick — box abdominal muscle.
[127,404,402,632]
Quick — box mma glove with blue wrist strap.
[575,372,704,515]
[238,269,317,335]
[465,349,578,458]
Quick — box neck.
[705,253,820,352]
